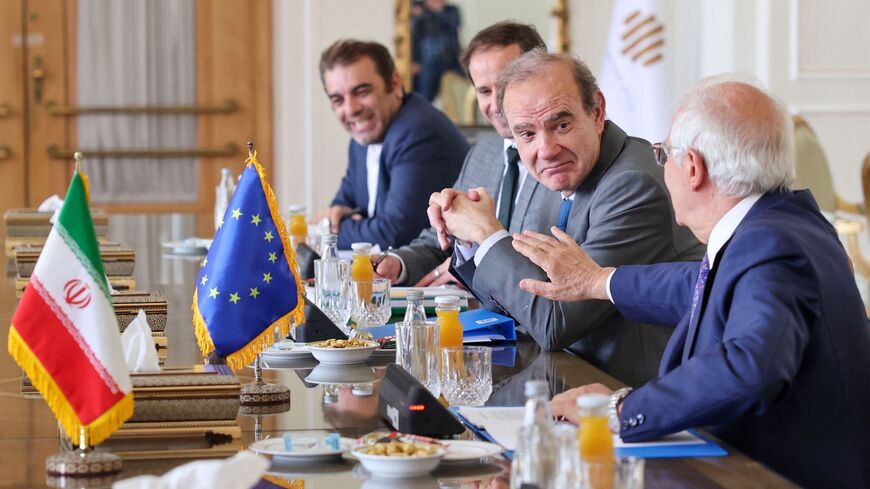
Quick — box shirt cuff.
[393,253,409,284]
[474,230,511,267]
[453,241,478,267]
[605,269,616,304]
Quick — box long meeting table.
[0,214,796,488]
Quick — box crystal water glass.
[396,320,440,398]
[351,278,391,327]
[554,423,582,489]
[440,346,492,406]
[314,259,353,333]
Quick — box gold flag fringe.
[191,150,306,372]
[262,475,305,489]
[8,326,134,446]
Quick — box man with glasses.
[518,77,870,488]
[428,50,702,386]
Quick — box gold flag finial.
[73,151,83,172]
[245,141,257,166]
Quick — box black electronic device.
[378,364,465,437]
[291,297,349,343]
[294,243,320,280]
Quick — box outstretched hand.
[511,227,613,302]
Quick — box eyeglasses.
[651,142,683,167]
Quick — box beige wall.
[273,0,870,216]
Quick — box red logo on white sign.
[63,279,92,309]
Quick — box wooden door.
[0,0,28,235]
[3,0,273,238]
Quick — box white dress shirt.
[604,193,763,302]
[366,144,383,217]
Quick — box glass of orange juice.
[287,204,308,249]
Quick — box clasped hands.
[427,187,504,249]
[427,187,612,302]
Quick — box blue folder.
[361,309,516,343]
[452,407,725,460]
[615,430,727,458]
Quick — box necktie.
[497,147,521,228]
[555,197,572,232]
[688,254,710,325]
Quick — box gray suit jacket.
[454,122,704,386]
[394,135,548,285]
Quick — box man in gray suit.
[429,50,703,386]
[375,22,551,286]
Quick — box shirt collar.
[706,193,763,267]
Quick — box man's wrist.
[597,267,617,301]
[470,218,504,245]
[608,387,633,433]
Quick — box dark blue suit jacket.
[331,92,468,249]
[611,190,870,488]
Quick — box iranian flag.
[8,170,133,446]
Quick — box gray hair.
[669,74,795,197]
[496,49,600,125]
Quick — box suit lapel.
[509,177,538,233]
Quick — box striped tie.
[556,197,572,232]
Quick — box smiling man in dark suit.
[521,76,870,488]
[316,40,468,249]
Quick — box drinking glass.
[314,259,352,333]
[396,320,440,398]
[580,456,645,489]
[554,423,582,489]
[351,278,391,327]
[440,346,492,406]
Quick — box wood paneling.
[24,0,74,205]
[195,0,273,238]
[0,0,27,224]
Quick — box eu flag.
[192,151,305,371]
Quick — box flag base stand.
[45,449,122,478]
[46,426,123,481]
[240,354,291,405]
[239,401,291,441]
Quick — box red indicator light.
[408,404,426,411]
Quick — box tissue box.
[112,291,168,333]
[14,242,136,296]
[127,366,241,425]
[4,208,108,273]
[4,207,108,238]
[14,241,135,278]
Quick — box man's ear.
[389,71,404,96]
[592,91,606,132]
[686,149,707,190]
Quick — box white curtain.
[77,0,198,203]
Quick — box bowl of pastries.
[352,440,446,478]
[305,338,380,365]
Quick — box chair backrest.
[436,71,473,125]
[793,115,837,213]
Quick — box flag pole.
[236,139,292,406]
[43,152,124,481]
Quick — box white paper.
[614,430,705,448]
[120,309,161,372]
[456,406,524,450]
[458,406,706,452]
[391,286,468,299]
[37,194,63,212]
